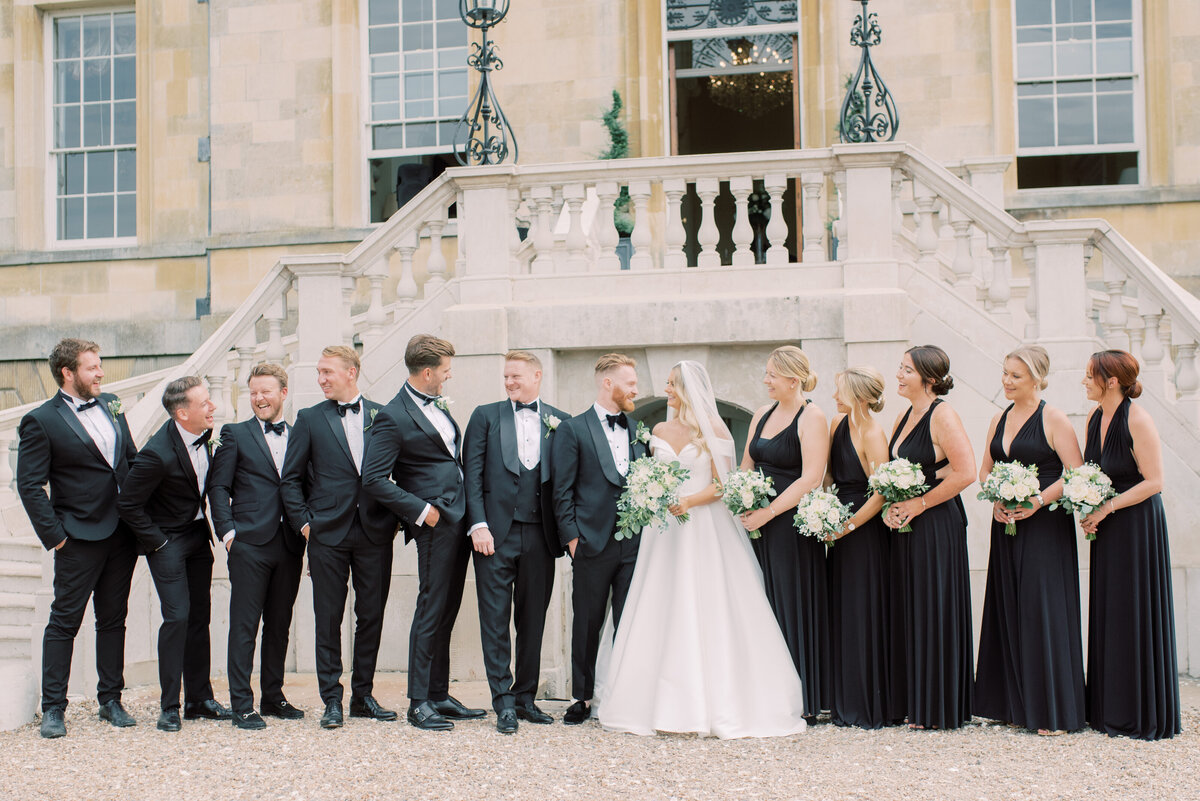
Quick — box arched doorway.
[629,396,754,461]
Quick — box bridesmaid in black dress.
[884,345,975,730]
[974,345,1086,735]
[741,345,830,721]
[1078,349,1181,741]
[825,367,893,728]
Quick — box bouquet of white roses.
[615,456,691,541]
[792,487,853,546]
[1049,462,1116,541]
[867,458,929,533]
[977,460,1042,536]
[720,469,776,537]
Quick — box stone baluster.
[1173,336,1200,425]
[1139,296,1167,394]
[424,212,448,286]
[832,171,847,261]
[1126,315,1145,363]
[986,235,1012,327]
[530,186,555,275]
[663,178,688,270]
[362,256,388,351]
[341,275,356,344]
[562,183,588,273]
[1022,245,1038,340]
[235,332,256,420]
[764,173,789,265]
[593,181,621,271]
[0,431,15,498]
[948,205,975,293]
[729,177,755,266]
[695,178,721,268]
[393,231,419,309]
[264,289,286,364]
[207,364,231,428]
[799,171,824,263]
[1102,268,1129,351]
[912,180,940,272]
[628,180,653,270]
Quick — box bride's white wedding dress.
[595,434,808,739]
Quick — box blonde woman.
[741,345,830,722]
[825,367,894,729]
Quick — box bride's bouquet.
[1049,462,1116,540]
[615,456,691,541]
[719,469,776,538]
[792,487,853,546]
[977,460,1042,536]
[867,458,929,533]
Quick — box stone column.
[834,145,902,289]
[287,256,349,412]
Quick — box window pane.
[117,194,136,237]
[372,75,400,103]
[1058,79,1093,94]
[438,47,467,68]
[1016,44,1052,79]
[438,96,463,117]
[83,58,112,102]
[113,13,135,55]
[56,18,81,59]
[403,0,433,22]
[83,103,112,146]
[113,101,136,145]
[405,99,435,118]
[56,62,81,104]
[1096,0,1132,22]
[1097,92,1134,144]
[406,121,436,148]
[1057,94,1095,145]
[1057,42,1092,76]
[56,106,82,149]
[371,54,400,73]
[437,20,467,47]
[438,69,466,100]
[86,195,114,239]
[1018,98,1055,147]
[82,15,112,58]
[405,72,434,100]
[1056,24,1090,42]
[1095,22,1132,38]
[60,153,86,195]
[403,23,434,50]
[1016,26,1052,44]
[59,198,85,239]
[1096,40,1132,73]
[1017,82,1053,97]
[1015,0,1051,26]
[87,150,115,193]
[436,0,458,19]
[1099,77,1133,92]
[369,26,399,54]
[373,124,405,150]
[438,120,458,147]
[1055,0,1091,24]
[373,102,401,122]
[369,0,400,25]
[114,56,135,100]
[404,51,434,70]
[117,150,136,192]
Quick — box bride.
[596,361,808,738]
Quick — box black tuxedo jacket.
[463,399,569,557]
[207,418,305,554]
[117,420,214,554]
[551,408,650,558]
[16,392,137,550]
[279,398,397,547]
[361,387,465,542]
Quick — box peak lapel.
[499,404,520,476]
[401,391,454,458]
[54,396,110,467]
[168,425,202,500]
[321,402,356,469]
[584,412,623,487]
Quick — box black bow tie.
[514,400,538,413]
[606,413,628,431]
[264,421,286,436]
[192,429,212,450]
[75,398,99,412]
[336,399,361,417]
[409,386,439,406]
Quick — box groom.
[551,353,647,724]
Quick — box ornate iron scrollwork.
[453,0,518,165]
[839,0,899,143]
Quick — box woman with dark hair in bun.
[884,345,976,729]
[1079,349,1180,740]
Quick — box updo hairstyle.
[1088,349,1143,399]
[768,345,818,393]
[906,345,954,396]
[1006,345,1050,391]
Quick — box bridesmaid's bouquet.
[615,456,691,541]
[719,469,776,536]
[1049,462,1116,540]
[977,460,1042,536]
[793,487,853,546]
[867,458,929,533]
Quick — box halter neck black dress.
[974,401,1085,732]
[1084,397,1180,740]
[748,401,830,719]
[827,416,893,728]
[888,399,972,729]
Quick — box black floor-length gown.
[1085,396,1181,740]
[827,417,892,728]
[974,401,1085,732]
[748,401,830,718]
[889,399,972,729]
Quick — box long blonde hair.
[669,365,710,458]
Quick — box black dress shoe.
[40,707,66,739]
[349,695,398,721]
[157,709,182,732]
[261,699,305,720]
[515,702,554,724]
[184,699,232,720]
[232,710,267,730]
[320,700,343,729]
[98,699,136,728]
[562,700,591,725]
[407,701,453,731]
[431,695,486,719]
[496,708,518,734]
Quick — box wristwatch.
[846,522,856,533]
[1034,493,1045,508]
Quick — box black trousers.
[41,529,137,711]
[408,516,471,703]
[226,525,303,714]
[570,534,639,702]
[307,521,393,704]
[472,521,555,713]
[145,523,216,711]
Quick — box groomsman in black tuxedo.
[280,345,399,730]
[362,334,484,731]
[208,363,306,730]
[17,338,139,738]
[463,350,569,734]
[117,376,231,732]
[551,353,647,724]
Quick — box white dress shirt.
[223,420,288,545]
[340,394,364,474]
[175,421,209,521]
[594,402,630,476]
[61,390,117,467]
[469,398,542,535]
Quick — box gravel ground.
[3,674,1197,801]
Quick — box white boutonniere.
[433,396,452,412]
[364,407,379,430]
[107,399,124,420]
[634,420,651,445]
[206,436,222,455]
[543,413,562,438]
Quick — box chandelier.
[707,39,792,119]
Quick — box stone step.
[0,560,42,594]
[0,539,44,563]
[0,625,31,660]
[0,659,36,730]
[0,592,35,627]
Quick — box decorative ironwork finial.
[453,0,518,165]
[839,0,899,143]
